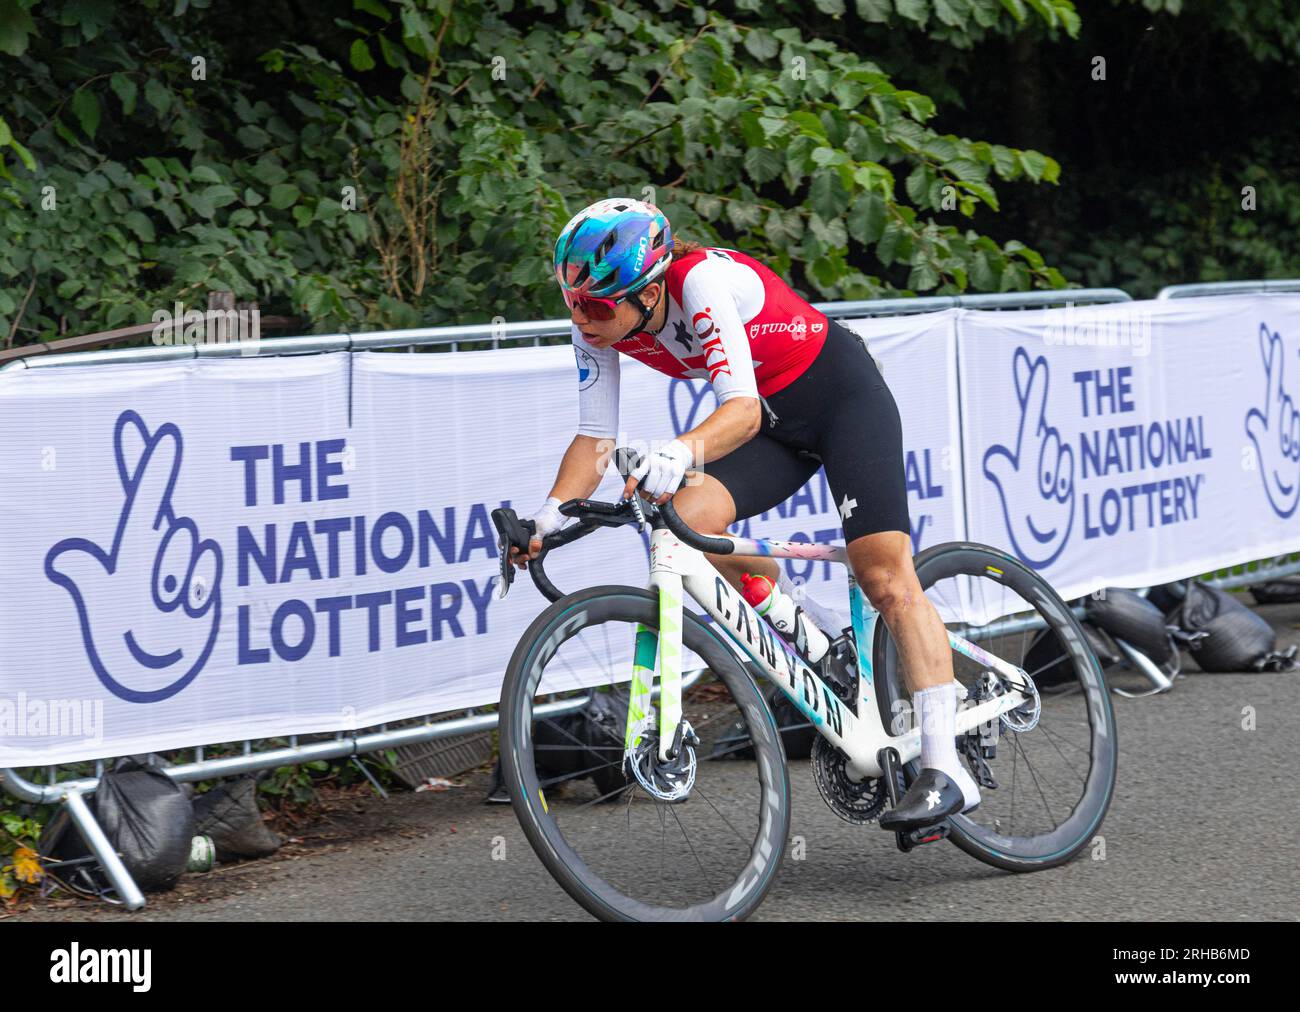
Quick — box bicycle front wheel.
[875,542,1118,871]
[499,585,792,921]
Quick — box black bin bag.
[38,754,194,897]
[1174,582,1298,673]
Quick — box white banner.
[1,294,1296,765]
[958,294,1300,618]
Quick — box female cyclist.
[513,196,978,829]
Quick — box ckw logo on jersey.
[692,307,731,381]
[45,411,223,704]
[1244,322,1300,518]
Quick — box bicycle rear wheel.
[874,542,1117,871]
[499,586,792,921]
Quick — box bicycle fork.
[625,572,688,763]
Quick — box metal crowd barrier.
[5,280,1298,911]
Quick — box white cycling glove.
[529,496,566,545]
[631,439,694,500]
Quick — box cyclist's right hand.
[510,497,565,569]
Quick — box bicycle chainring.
[811,736,889,824]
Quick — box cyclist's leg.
[808,323,980,819]
[674,431,820,593]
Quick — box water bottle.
[741,573,830,663]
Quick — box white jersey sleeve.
[677,256,761,404]
[571,324,621,439]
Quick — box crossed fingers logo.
[45,411,223,703]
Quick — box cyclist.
[513,196,978,829]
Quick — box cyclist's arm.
[674,260,762,465]
[547,433,611,502]
[511,332,620,564]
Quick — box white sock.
[914,682,980,811]
[777,573,847,638]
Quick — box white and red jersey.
[571,248,829,438]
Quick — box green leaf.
[377,34,403,68]
[190,165,223,184]
[0,118,9,146]
[693,193,722,220]
[743,147,784,185]
[0,2,37,56]
[908,262,941,291]
[855,0,892,21]
[905,165,930,205]
[269,183,301,209]
[349,39,376,71]
[810,170,849,217]
[110,74,138,116]
[989,145,1018,178]
[237,125,271,148]
[72,90,101,140]
[9,137,35,172]
[934,0,969,27]
[743,28,778,60]
[895,0,931,25]
[788,111,827,138]
[145,78,172,116]
[354,0,392,20]
[205,184,239,208]
[898,91,936,121]
[970,251,999,290]
[847,192,886,244]
[122,211,156,241]
[999,0,1027,22]
[877,218,905,266]
[725,200,764,232]
[1019,149,1048,182]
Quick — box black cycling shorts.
[705,318,911,543]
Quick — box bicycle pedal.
[895,822,950,853]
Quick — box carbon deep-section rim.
[499,585,792,921]
[874,542,1117,871]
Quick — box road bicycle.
[491,449,1117,921]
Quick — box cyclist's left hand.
[624,439,693,506]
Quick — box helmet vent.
[597,228,619,261]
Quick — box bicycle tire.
[499,585,792,921]
[874,542,1118,872]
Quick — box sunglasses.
[561,289,625,322]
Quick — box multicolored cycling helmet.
[553,198,673,318]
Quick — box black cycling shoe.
[878,768,976,831]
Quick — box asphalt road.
[12,603,1300,922]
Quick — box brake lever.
[495,536,514,599]
[627,494,646,532]
[491,509,536,600]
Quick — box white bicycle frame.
[633,525,1034,779]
